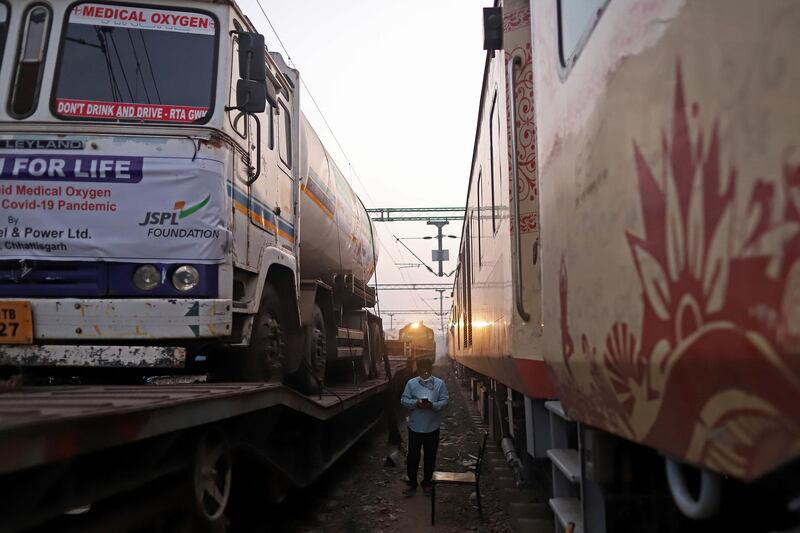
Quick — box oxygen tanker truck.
[0,0,383,390]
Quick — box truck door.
[228,26,277,268]
[274,98,294,252]
[228,27,255,268]
[247,101,278,257]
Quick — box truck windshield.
[52,3,216,124]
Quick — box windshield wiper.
[104,28,134,102]
[94,27,122,103]
[65,36,102,50]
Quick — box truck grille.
[0,260,107,297]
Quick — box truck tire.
[369,321,384,379]
[356,322,373,380]
[305,304,327,386]
[241,283,285,382]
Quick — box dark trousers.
[407,427,439,487]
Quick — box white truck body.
[0,0,376,370]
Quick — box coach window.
[477,172,483,267]
[459,253,466,349]
[455,274,461,350]
[52,4,217,124]
[490,94,501,234]
[465,220,473,348]
[557,0,608,71]
[8,4,51,118]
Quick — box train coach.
[449,1,800,532]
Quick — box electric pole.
[427,220,450,277]
[434,288,446,332]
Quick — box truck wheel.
[305,304,327,386]
[242,284,285,382]
[356,323,372,379]
[369,322,384,379]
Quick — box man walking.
[400,357,449,495]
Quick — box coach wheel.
[193,429,232,524]
[665,458,722,520]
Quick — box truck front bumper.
[0,298,231,367]
[0,345,187,368]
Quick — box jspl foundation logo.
[138,195,211,226]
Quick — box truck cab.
[0,0,302,376]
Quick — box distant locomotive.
[449,1,800,532]
[398,321,436,360]
[384,322,435,377]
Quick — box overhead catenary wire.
[126,30,151,104]
[392,235,437,276]
[253,0,374,206]
[138,30,162,104]
[94,28,123,102]
[105,30,135,102]
[251,1,446,317]
[253,0,294,66]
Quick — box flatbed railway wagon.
[0,372,404,532]
[449,1,800,532]
[0,0,396,530]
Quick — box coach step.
[549,497,582,533]
[513,517,554,533]
[508,501,552,520]
[547,448,580,484]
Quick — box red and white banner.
[55,99,209,123]
[70,4,215,35]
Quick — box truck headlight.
[172,265,200,292]
[133,264,160,291]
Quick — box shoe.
[422,485,432,496]
[402,482,417,495]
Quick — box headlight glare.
[172,265,200,292]
[133,264,160,291]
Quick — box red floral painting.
[557,63,800,480]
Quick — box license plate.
[0,301,33,344]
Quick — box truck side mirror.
[233,31,277,112]
[237,31,266,82]
[236,79,267,114]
